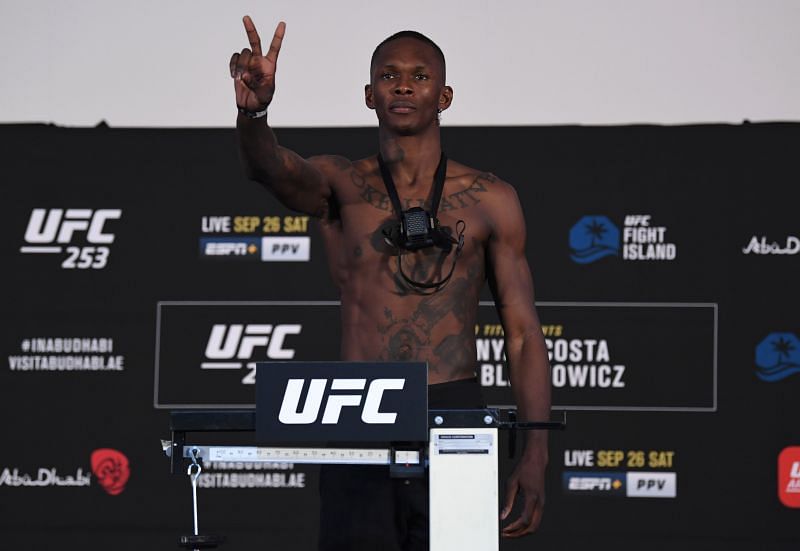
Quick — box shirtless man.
[230,16,551,548]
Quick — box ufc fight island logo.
[278,378,405,424]
[569,214,676,264]
[202,324,302,384]
[21,208,122,269]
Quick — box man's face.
[366,37,452,135]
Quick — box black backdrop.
[1,123,798,550]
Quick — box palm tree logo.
[585,218,608,248]
[771,336,796,367]
[569,215,620,264]
[755,332,800,382]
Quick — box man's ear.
[438,85,454,112]
[365,84,375,110]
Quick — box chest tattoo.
[349,169,495,213]
[377,275,474,371]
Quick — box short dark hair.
[370,31,446,80]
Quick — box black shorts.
[317,377,485,551]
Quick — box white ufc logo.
[205,324,301,360]
[278,378,405,425]
[24,208,121,244]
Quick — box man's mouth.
[389,101,416,114]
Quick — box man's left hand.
[500,453,547,537]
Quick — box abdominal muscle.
[338,279,479,385]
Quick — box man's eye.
[382,73,396,80]
[415,74,429,80]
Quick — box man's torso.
[312,155,503,384]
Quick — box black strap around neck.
[376,152,448,219]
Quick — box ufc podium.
[161,361,562,551]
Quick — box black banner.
[2,123,799,550]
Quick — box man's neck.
[378,127,442,189]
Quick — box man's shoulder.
[308,154,378,170]
[446,159,518,201]
[308,154,379,185]
[445,160,525,241]
[308,154,354,173]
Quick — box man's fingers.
[235,48,252,77]
[503,506,542,537]
[501,495,542,538]
[502,497,533,535]
[242,15,263,57]
[528,503,544,532]
[500,479,519,520]
[264,21,286,65]
[229,53,239,78]
[501,516,529,537]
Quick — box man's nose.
[393,77,413,95]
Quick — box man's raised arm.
[231,16,332,218]
[485,179,552,538]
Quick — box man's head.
[370,31,446,82]
[365,31,453,134]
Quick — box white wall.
[1,0,798,127]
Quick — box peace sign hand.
[230,16,285,111]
